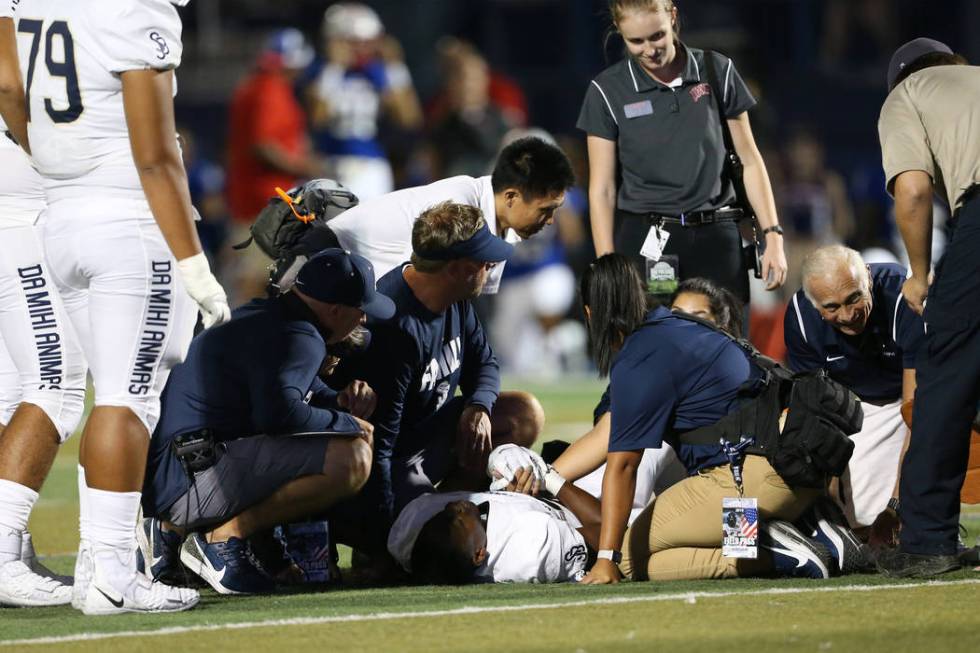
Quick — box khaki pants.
[620,455,819,581]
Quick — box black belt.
[959,184,980,208]
[645,207,744,227]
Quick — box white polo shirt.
[326,175,521,294]
[387,491,589,584]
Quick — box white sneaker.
[81,546,199,615]
[0,559,73,607]
[70,540,92,610]
[21,532,74,586]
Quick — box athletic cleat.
[797,499,872,575]
[180,533,275,595]
[761,520,832,579]
[82,546,199,615]
[71,540,93,611]
[0,560,73,607]
[21,531,74,587]
[876,549,961,578]
[136,517,183,583]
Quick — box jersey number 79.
[18,19,83,124]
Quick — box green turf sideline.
[5,578,978,647]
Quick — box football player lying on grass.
[394,444,872,585]
[388,456,600,584]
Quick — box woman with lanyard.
[578,0,787,310]
[577,255,834,584]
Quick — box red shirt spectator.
[226,29,319,222]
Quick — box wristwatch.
[762,225,784,236]
[887,497,900,514]
[597,549,622,564]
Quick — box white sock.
[0,479,39,564]
[87,488,141,552]
[77,465,90,546]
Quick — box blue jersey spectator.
[305,3,422,200]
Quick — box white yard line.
[4,578,979,647]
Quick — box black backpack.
[652,313,862,488]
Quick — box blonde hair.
[411,201,486,273]
[609,0,676,27]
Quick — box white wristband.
[597,549,622,563]
[544,467,566,496]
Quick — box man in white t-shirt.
[326,136,575,294]
[17,0,228,615]
[388,462,600,584]
[0,0,87,608]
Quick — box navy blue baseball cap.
[415,223,514,263]
[887,38,953,90]
[294,249,395,319]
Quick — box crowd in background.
[176,0,963,375]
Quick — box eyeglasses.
[481,261,499,271]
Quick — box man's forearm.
[894,187,934,279]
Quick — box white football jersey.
[326,175,522,294]
[15,0,183,201]
[388,491,589,584]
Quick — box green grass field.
[5,377,979,651]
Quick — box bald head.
[801,246,874,336]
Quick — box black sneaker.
[797,499,873,575]
[761,520,832,579]
[876,548,961,578]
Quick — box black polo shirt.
[577,44,756,215]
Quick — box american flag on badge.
[739,508,759,538]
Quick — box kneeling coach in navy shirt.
[140,249,396,595]
[784,246,923,542]
[354,201,545,523]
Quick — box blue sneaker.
[179,533,275,595]
[797,499,872,575]
[761,520,832,579]
[136,517,183,583]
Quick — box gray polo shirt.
[577,45,756,215]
